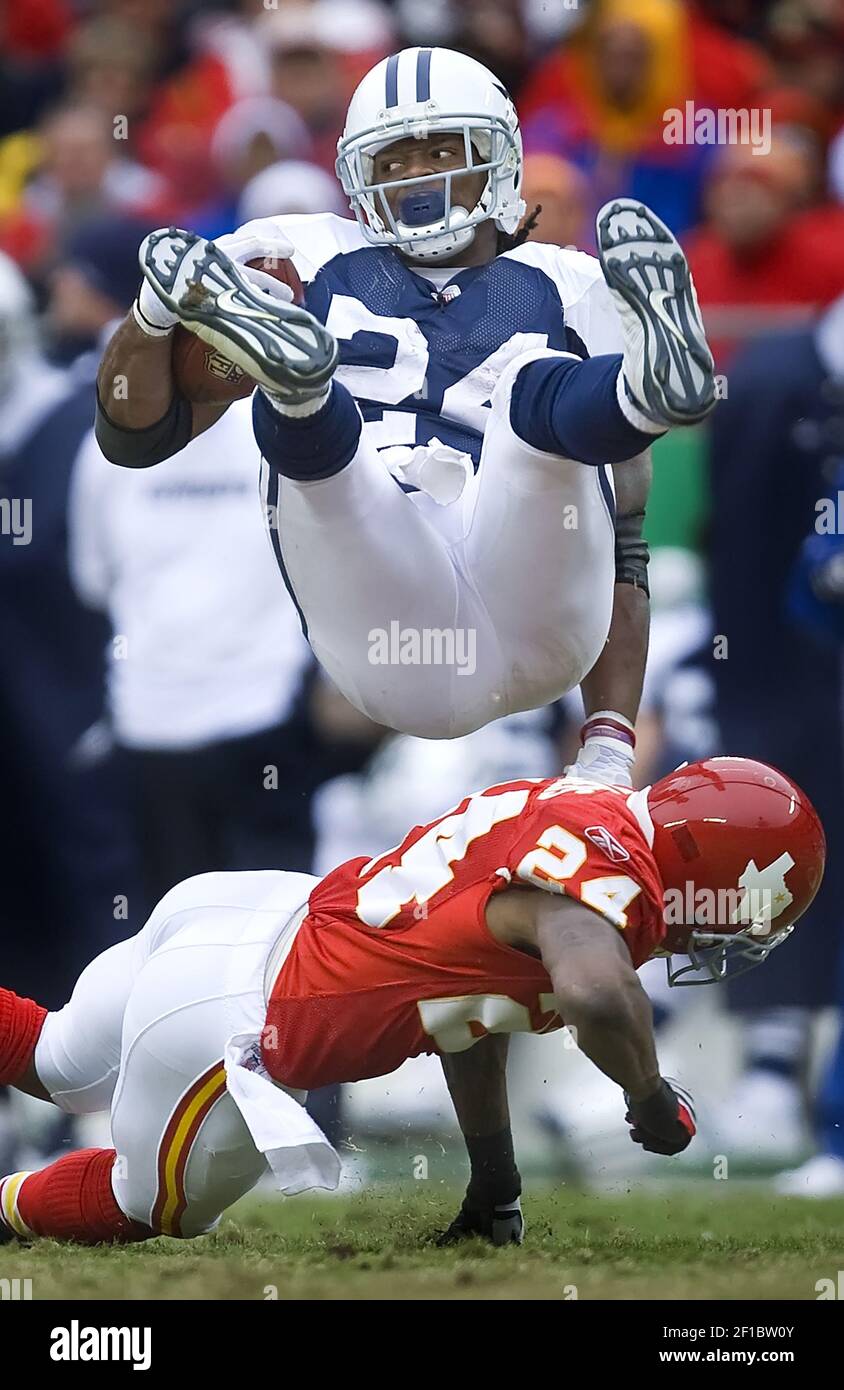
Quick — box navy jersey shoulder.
[303,246,586,462]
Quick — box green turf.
[3,1188,844,1300]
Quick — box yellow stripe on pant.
[153,1063,228,1237]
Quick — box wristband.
[581,710,636,750]
[615,509,650,595]
[95,386,192,469]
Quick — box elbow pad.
[94,387,193,468]
[614,509,650,597]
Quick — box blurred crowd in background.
[2,0,844,1195]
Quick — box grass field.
[4,1187,844,1301]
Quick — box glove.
[435,1196,524,1247]
[216,219,297,300]
[214,217,296,267]
[568,739,634,788]
[625,1077,696,1156]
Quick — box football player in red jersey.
[0,758,825,1247]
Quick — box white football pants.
[261,348,616,738]
[34,870,317,1237]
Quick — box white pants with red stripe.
[31,870,319,1238]
[260,348,616,739]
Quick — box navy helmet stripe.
[416,48,432,102]
[385,53,400,108]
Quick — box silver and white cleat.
[138,227,338,399]
[596,199,716,428]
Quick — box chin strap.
[399,219,477,263]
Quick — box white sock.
[261,384,331,418]
[132,298,175,339]
[615,366,666,435]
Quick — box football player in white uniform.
[97,47,717,783]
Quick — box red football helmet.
[646,757,826,986]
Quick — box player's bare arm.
[505,892,659,1098]
[488,885,697,1157]
[96,313,228,446]
[583,448,652,727]
[95,294,235,469]
[572,448,652,786]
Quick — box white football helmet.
[336,46,525,262]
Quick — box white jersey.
[240,212,624,463]
[69,398,311,750]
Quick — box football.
[171,256,304,405]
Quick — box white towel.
[221,872,341,1196]
[382,438,474,506]
[224,1034,341,1196]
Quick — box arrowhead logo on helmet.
[645,757,826,986]
[336,47,526,263]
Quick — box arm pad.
[94,386,193,468]
[615,508,650,597]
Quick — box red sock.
[0,988,47,1086]
[4,1149,151,1245]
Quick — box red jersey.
[262,777,665,1089]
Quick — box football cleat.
[596,199,716,428]
[435,1196,524,1247]
[139,228,338,400]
